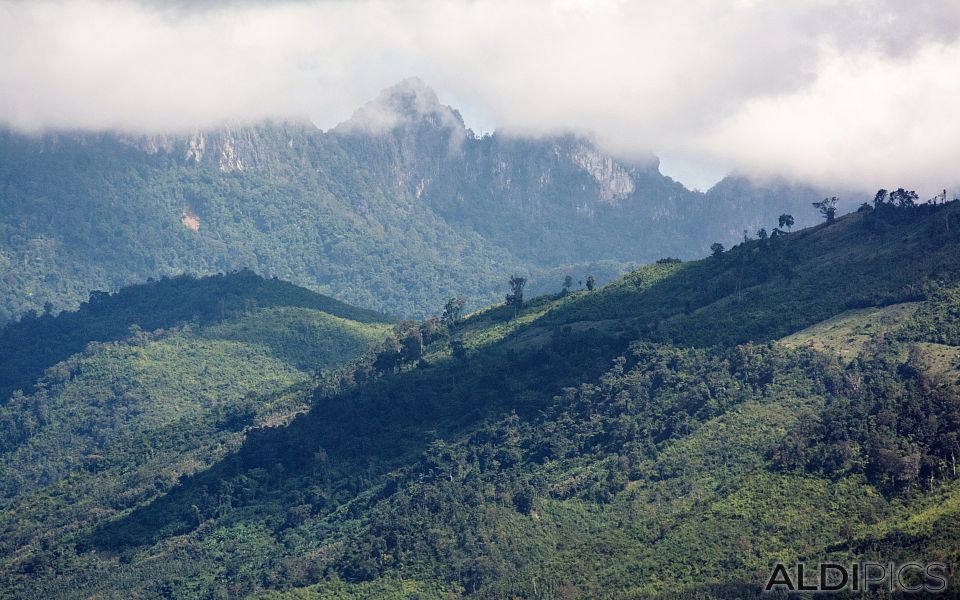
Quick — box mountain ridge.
[0,79,850,322]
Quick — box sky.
[1,0,959,193]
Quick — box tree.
[513,483,535,514]
[890,188,918,208]
[813,197,838,223]
[874,188,889,207]
[757,228,768,241]
[373,335,402,373]
[450,338,468,361]
[585,275,596,291]
[506,276,526,316]
[441,297,466,325]
[562,275,573,294]
[778,214,794,232]
[710,242,725,257]
[401,328,424,362]
[419,317,444,345]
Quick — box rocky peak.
[334,77,466,134]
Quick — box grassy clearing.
[778,302,919,362]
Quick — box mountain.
[2,199,959,598]
[0,78,842,322]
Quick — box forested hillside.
[0,269,386,402]
[0,271,392,596]
[0,78,838,322]
[3,197,959,598]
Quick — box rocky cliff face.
[0,79,840,320]
[569,144,637,204]
[144,122,315,173]
[12,120,316,175]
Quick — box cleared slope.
[778,302,920,362]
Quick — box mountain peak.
[380,77,442,114]
[334,77,465,134]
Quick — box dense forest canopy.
[2,198,960,598]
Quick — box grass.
[202,306,391,371]
[778,302,920,362]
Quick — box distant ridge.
[0,78,849,321]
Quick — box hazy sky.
[2,0,959,192]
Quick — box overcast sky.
[1,0,959,192]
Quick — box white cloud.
[1,0,959,192]
[702,43,960,192]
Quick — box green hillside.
[0,272,392,594]
[0,269,388,403]
[3,200,960,598]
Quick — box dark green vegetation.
[2,198,960,598]
[0,272,392,597]
[0,269,386,404]
[0,78,835,322]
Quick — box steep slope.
[334,80,836,268]
[3,200,958,598]
[0,78,839,321]
[0,272,391,588]
[0,269,387,404]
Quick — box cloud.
[1,0,959,192]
